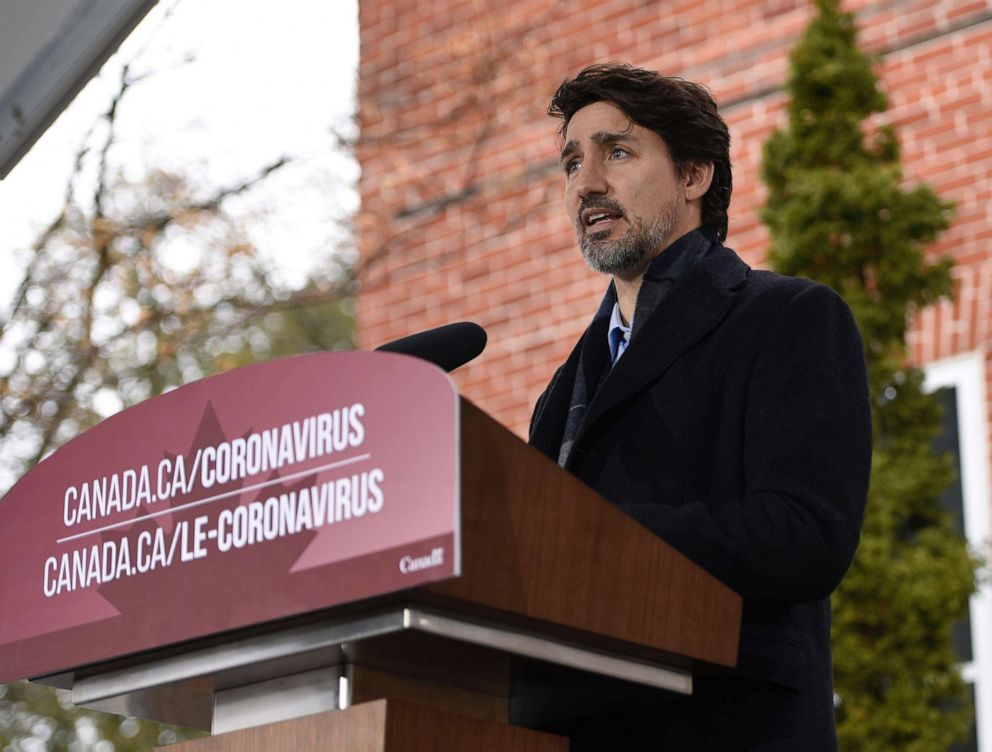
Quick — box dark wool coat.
[526,230,872,750]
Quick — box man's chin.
[581,245,645,276]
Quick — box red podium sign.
[0,352,459,683]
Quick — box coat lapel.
[568,245,750,461]
[528,335,581,458]
[528,291,613,459]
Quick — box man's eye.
[564,160,580,176]
[610,146,629,159]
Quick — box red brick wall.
[356,0,992,446]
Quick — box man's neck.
[613,271,643,326]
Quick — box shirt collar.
[607,302,632,364]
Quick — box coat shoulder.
[736,268,855,323]
[745,268,836,300]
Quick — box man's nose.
[576,160,609,199]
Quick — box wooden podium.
[39,398,740,749]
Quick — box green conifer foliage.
[761,1,978,748]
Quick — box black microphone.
[374,322,487,372]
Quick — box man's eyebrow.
[559,131,640,164]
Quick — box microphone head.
[374,322,487,372]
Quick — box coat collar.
[530,232,750,467]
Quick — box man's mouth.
[581,207,624,230]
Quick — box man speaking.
[527,64,872,750]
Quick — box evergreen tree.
[761,1,979,749]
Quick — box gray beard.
[577,205,679,276]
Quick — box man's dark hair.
[549,63,732,241]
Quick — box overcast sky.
[0,0,360,303]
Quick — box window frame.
[924,351,992,751]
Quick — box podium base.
[158,698,568,751]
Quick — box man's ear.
[684,162,715,201]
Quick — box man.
[526,64,872,750]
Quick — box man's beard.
[576,198,680,276]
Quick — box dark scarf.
[557,227,716,467]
